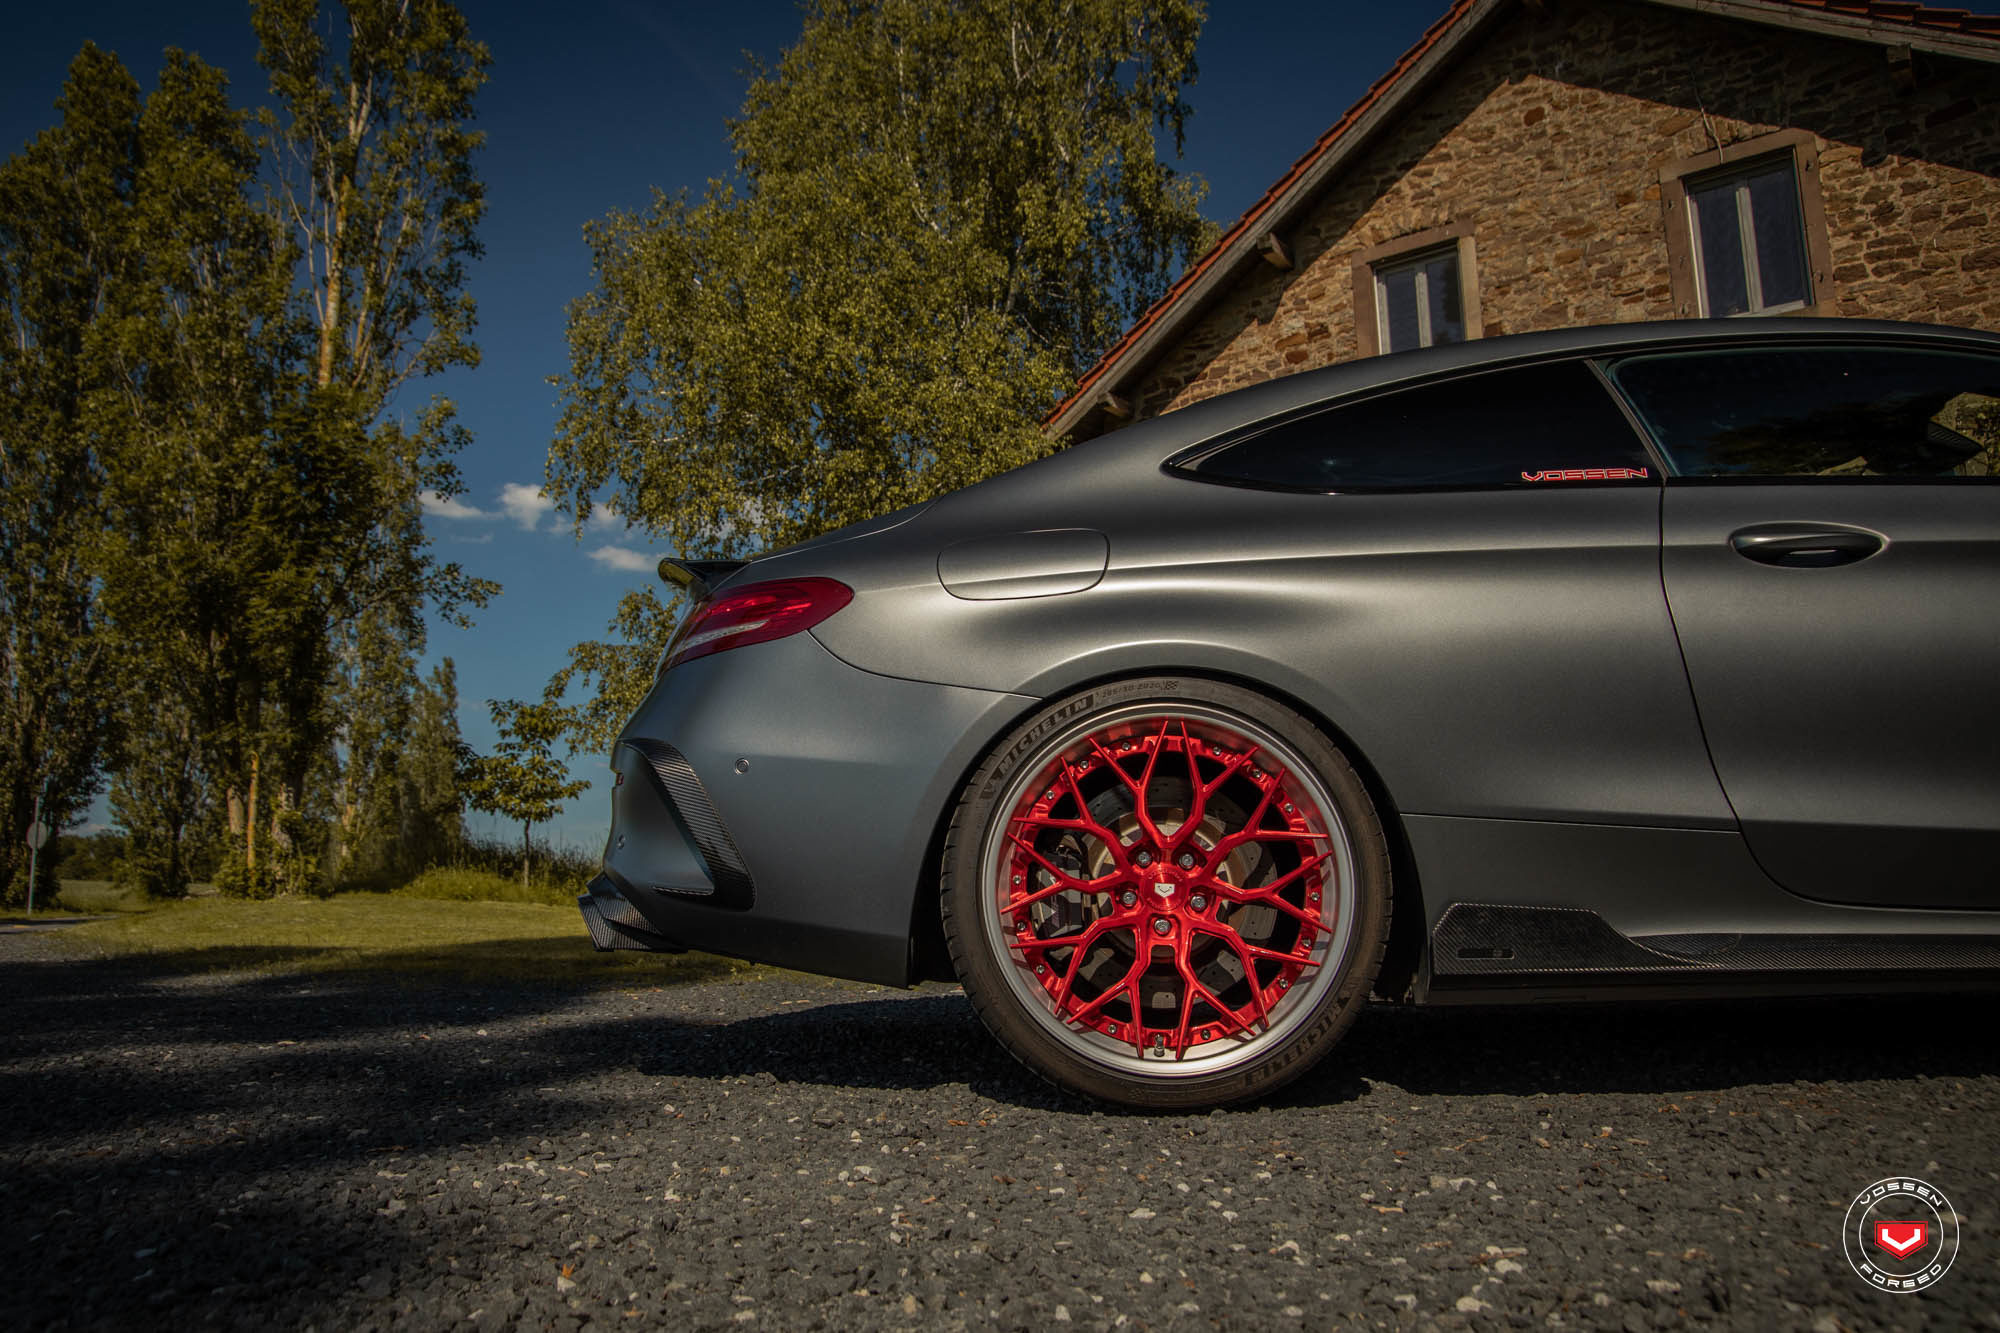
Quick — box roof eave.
[1647,0,2000,65]
[1046,0,1511,441]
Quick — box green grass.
[392,865,580,908]
[54,880,155,915]
[39,893,754,986]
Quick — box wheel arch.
[906,656,1428,1002]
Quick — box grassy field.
[37,893,755,986]
[53,880,157,914]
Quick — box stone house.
[1048,0,2000,443]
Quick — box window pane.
[1690,179,1750,317]
[1425,252,1465,345]
[1607,346,2000,478]
[1379,265,1421,353]
[1746,164,1808,309]
[1187,361,1656,492]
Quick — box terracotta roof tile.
[1777,1,2000,37]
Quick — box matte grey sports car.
[580,318,2000,1108]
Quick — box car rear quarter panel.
[797,470,1733,832]
[610,631,1034,983]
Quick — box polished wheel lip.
[977,702,1358,1080]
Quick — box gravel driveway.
[2,935,1994,1331]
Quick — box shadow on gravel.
[8,953,1995,1328]
[4,953,1997,1131]
[608,987,2000,1109]
[1275,989,2000,1107]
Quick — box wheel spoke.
[1125,967,1150,1057]
[1168,948,1254,1056]
[1194,921,1275,1031]
[1011,807,1128,865]
[1064,946,1143,1028]
[1003,832,1120,900]
[1047,918,1114,1012]
[1244,942,1321,968]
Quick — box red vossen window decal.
[1519,467,1651,482]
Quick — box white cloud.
[588,545,655,573]
[590,501,621,528]
[499,482,555,531]
[421,490,489,520]
[452,533,495,545]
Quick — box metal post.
[25,775,48,916]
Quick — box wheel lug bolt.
[1134,850,1153,868]
[1176,852,1196,870]
[1152,918,1171,936]
[1120,890,1137,907]
[1189,895,1207,911]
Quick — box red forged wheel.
[942,678,1391,1108]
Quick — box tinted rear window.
[1606,344,2000,479]
[1176,360,1656,492]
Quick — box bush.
[393,866,579,908]
[214,858,280,900]
[54,831,128,881]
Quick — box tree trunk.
[317,183,348,390]
[245,750,260,870]
[520,821,531,888]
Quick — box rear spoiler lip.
[656,557,749,601]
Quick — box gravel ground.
[2,932,1996,1332]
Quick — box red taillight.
[661,577,854,671]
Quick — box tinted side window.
[1181,360,1656,492]
[1606,345,2000,479]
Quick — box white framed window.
[1352,223,1480,360]
[1662,130,1832,320]
[1686,156,1811,317]
[1373,244,1466,353]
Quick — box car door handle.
[1728,523,1885,569]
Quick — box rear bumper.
[578,872,685,952]
[589,630,1032,984]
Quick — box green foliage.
[253,0,489,398]
[399,660,471,870]
[55,831,129,882]
[545,584,679,763]
[394,865,577,908]
[459,700,591,883]
[214,859,281,901]
[0,44,133,906]
[546,0,1212,741]
[0,6,498,900]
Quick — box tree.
[328,606,419,888]
[459,700,588,886]
[0,45,139,906]
[396,658,466,872]
[89,46,299,898]
[2,5,497,899]
[233,0,495,875]
[545,0,1211,748]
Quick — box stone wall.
[1119,0,2000,425]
